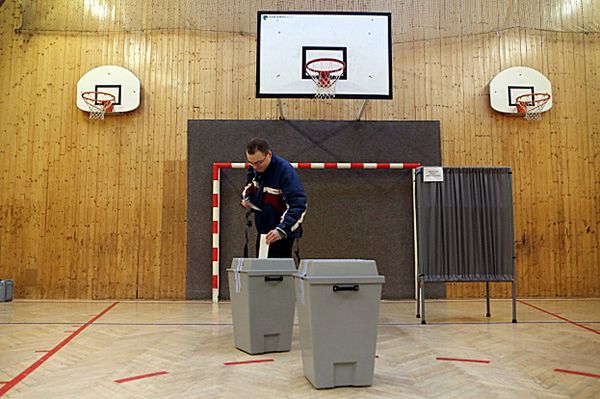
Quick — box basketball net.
[81,91,115,120]
[305,58,346,99]
[515,92,551,121]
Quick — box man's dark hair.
[246,138,270,154]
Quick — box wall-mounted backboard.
[489,66,552,114]
[76,65,141,114]
[256,11,393,99]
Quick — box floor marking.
[554,368,600,379]
[518,300,600,335]
[0,302,119,398]
[436,357,490,364]
[223,359,274,366]
[2,320,599,327]
[114,371,169,384]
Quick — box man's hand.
[240,199,249,209]
[265,229,283,244]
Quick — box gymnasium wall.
[0,0,598,299]
[187,120,441,300]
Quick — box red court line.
[555,368,600,379]
[114,371,169,384]
[223,358,274,366]
[0,302,119,398]
[518,300,600,335]
[436,357,490,364]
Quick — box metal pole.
[512,280,517,323]
[486,281,491,317]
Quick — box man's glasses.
[247,154,268,166]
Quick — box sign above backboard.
[256,11,393,99]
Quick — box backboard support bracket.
[356,99,369,121]
[278,98,286,120]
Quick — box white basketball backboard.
[76,65,141,114]
[489,66,552,114]
[256,11,393,99]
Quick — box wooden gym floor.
[0,299,599,398]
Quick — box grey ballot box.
[295,259,385,389]
[227,258,296,354]
[0,280,14,302]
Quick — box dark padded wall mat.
[188,120,442,300]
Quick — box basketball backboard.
[489,66,552,114]
[76,65,141,114]
[256,11,392,99]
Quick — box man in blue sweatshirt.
[241,138,307,258]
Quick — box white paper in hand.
[243,198,262,211]
[259,234,269,258]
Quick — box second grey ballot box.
[295,259,385,389]
[227,258,296,354]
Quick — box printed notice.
[423,167,444,182]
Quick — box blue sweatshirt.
[242,153,307,238]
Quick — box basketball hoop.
[305,58,346,99]
[81,91,115,120]
[515,92,551,121]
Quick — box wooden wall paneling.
[393,2,413,120]
[540,0,565,295]
[412,1,427,121]
[499,29,531,298]
[0,5,15,290]
[525,17,554,297]
[546,30,569,297]
[146,30,168,299]
[586,34,600,297]
[158,28,175,298]
[0,5,32,296]
[216,8,234,119]
[561,34,585,298]
[577,30,598,298]
[143,30,163,299]
[77,20,96,300]
[1,0,600,299]
[484,31,508,299]
[189,30,201,120]
[203,26,217,119]
[101,22,123,298]
[0,3,11,286]
[135,31,154,299]
[38,33,63,298]
[553,27,575,297]
[572,32,595,297]
[62,0,84,299]
[55,31,78,299]
[424,33,441,124]
[158,28,180,299]
[68,36,89,298]
[231,7,244,120]
[237,7,252,120]
[114,30,140,299]
[565,32,591,297]
[128,29,146,299]
[171,28,190,299]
